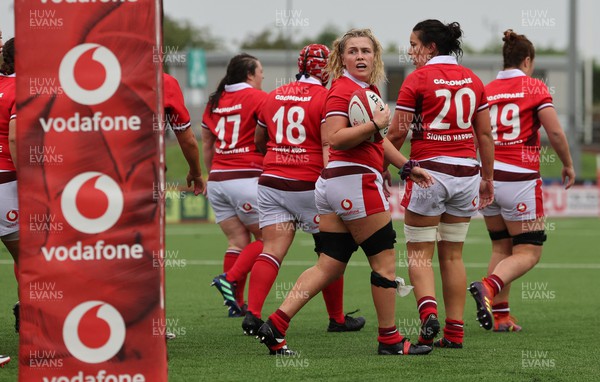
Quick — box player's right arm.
[472,108,495,209]
[175,127,205,195]
[538,107,575,189]
[255,120,268,155]
[388,109,410,150]
[327,104,390,150]
[201,127,216,174]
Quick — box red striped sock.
[247,254,280,318]
[416,296,437,345]
[226,240,263,306]
[492,302,510,319]
[378,326,403,345]
[417,296,438,322]
[443,319,464,344]
[484,274,504,297]
[322,276,345,324]
[223,249,240,273]
[269,309,291,338]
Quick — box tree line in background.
[164,14,600,104]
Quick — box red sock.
[378,326,403,345]
[417,296,438,322]
[492,302,510,319]
[226,241,263,282]
[247,254,280,318]
[443,319,464,344]
[223,249,240,273]
[416,296,437,344]
[226,240,263,306]
[484,274,504,297]
[322,276,345,324]
[269,309,291,337]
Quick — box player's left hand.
[409,167,434,188]
[478,178,494,209]
[187,172,206,196]
[382,169,392,198]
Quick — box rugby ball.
[348,88,388,142]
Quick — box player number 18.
[272,106,307,145]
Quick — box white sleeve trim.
[537,103,554,111]
[171,122,191,131]
[395,105,415,112]
[325,111,348,118]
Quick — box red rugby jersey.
[257,77,326,182]
[202,83,267,171]
[163,73,191,132]
[396,56,488,161]
[0,74,16,171]
[325,72,384,173]
[485,69,553,171]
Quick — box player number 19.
[489,103,521,141]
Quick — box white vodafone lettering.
[42,371,145,382]
[39,112,141,132]
[41,240,144,262]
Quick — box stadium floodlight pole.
[284,0,293,81]
[568,0,581,175]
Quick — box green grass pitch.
[1,217,599,381]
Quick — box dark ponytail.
[0,38,15,75]
[413,19,463,59]
[207,53,259,113]
[502,29,535,69]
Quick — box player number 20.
[272,106,307,145]
[431,88,476,130]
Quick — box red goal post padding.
[15,0,167,380]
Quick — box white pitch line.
[2,259,597,269]
[164,260,600,269]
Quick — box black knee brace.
[318,232,358,263]
[370,271,397,288]
[360,221,396,257]
[513,230,546,246]
[488,229,511,241]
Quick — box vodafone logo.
[341,199,353,210]
[6,210,18,222]
[517,203,527,212]
[61,172,123,234]
[59,43,121,105]
[313,215,320,224]
[63,301,126,364]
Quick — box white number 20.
[430,88,476,130]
